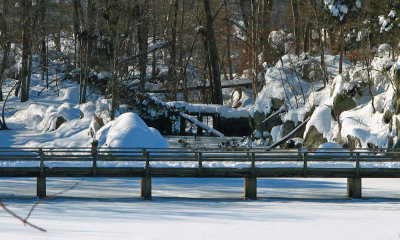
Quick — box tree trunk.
[20,0,33,102]
[203,0,223,104]
[73,0,81,68]
[87,0,95,59]
[80,0,95,104]
[303,21,311,53]
[250,0,259,103]
[136,3,149,92]
[261,0,274,64]
[318,25,327,84]
[178,0,187,101]
[339,25,344,74]
[151,22,157,80]
[0,0,10,102]
[168,0,179,99]
[291,0,300,55]
[224,0,233,80]
[239,0,250,30]
[39,0,48,88]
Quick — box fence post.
[251,152,256,178]
[244,152,257,200]
[91,140,98,177]
[347,152,362,198]
[303,152,308,178]
[37,148,46,199]
[244,178,257,200]
[197,152,203,177]
[141,149,152,200]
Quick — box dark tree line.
[0,0,399,115]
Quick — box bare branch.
[0,199,47,233]
[0,181,81,233]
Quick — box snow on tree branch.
[379,9,397,33]
[322,0,361,22]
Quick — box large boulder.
[395,66,400,92]
[39,103,81,132]
[281,120,306,139]
[384,110,393,124]
[296,59,324,83]
[332,93,356,118]
[249,98,284,135]
[303,125,327,149]
[345,135,362,148]
[55,116,66,130]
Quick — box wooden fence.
[1,147,400,200]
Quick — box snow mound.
[317,142,343,150]
[38,103,81,132]
[340,104,389,148]
[11,104,47,129]
[79,101,96,119]
[95,112,169,149]
[95,98,118,125]
[314,142,349,156]
[11,103,81,132]
[58,85,80,102]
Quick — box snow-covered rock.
[95,112,169,149]
[12,102,81,132]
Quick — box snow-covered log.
[267,116,310,149]
[178,112,224,137]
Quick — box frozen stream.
[1,177,400,239]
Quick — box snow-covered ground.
[2,52,400,239]
[1,177,400,239]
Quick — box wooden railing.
[1,147,400,199]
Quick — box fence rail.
[1,147,400,199]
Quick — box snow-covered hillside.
[250,46,400,149]
[2,46,400,151]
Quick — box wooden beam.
[37,177,46,199]
[347,177,362,199]
[244,177,257,200]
